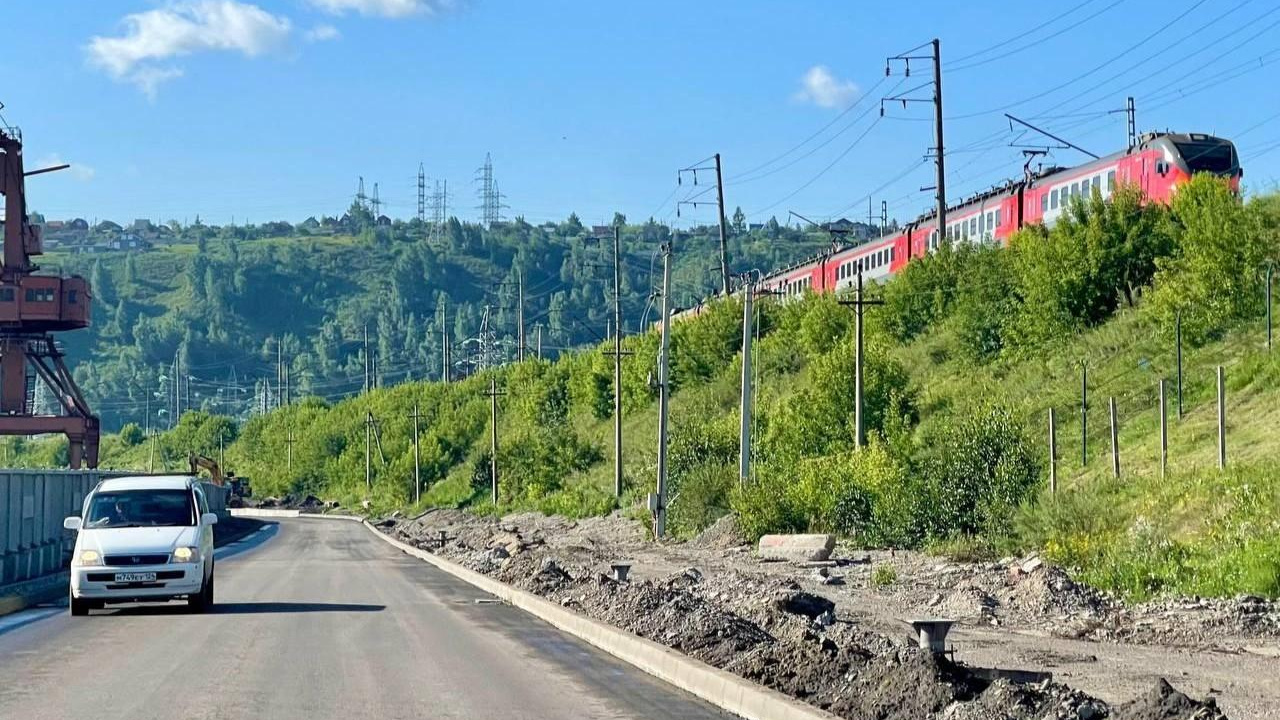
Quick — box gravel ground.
[384,508,1276,720]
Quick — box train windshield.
[1173,141,1236,174]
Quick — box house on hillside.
[109,233,152,251]
[68,218,89,232]
[95,220,123,234]
[375,215,392,227]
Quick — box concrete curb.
[359,519,842,720]
[229,509,363,521]
[0,572,69,618]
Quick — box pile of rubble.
[387,510,1231,720]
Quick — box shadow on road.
[105,601,385,616]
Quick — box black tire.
[188,565,214,613]
[69,592,90,617]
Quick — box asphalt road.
[0,517,730,720]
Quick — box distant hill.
[41,210,834,431]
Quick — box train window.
[1070,183,1079,199]
[1050,189,1059,209]
[978,214,985,234]
[0,288,12,301]
[69,290,78,304]
[1107,170,1116,192]
[969,218,977,236]
[1041,193,1049,213]
[994,209,1002,229]
[889,247,895,261]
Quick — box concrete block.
[757,534,836,562]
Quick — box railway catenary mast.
[0,124,99,467]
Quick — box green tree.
[1149,174,1271,345]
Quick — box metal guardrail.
[0,470,227,588]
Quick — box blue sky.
[3,0,1279,228]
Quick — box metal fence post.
[1217,366,1226,469]
[1048,408,1057,495]
[1109,397,1120,479]
[1158,379,1168,478]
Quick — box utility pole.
[654,242,673,538]
[440,298,449,383]
[838,263,884,448]
[484,378,506,505]
[517,270,525,363]
[363,324,370,393]
[410,403,423,504]
[1109,397,1120,479]
[286,431,295,473]
[535,324,543,360]
[365,411,373,490]
[714,154,730,295]
[677,156,730,294]
[885,39,945,253]
[608,225,630,498]
[738,274,754,483]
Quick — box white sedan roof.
[96,475,197,492]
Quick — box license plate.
[114,572,156,583]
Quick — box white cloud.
[305,24,341,42]
[35,154,95,182]
[309,0,453,18]
[86,1,292,97]
[793,65,859,109]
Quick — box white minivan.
[63,475,218,615]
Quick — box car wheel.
[188,565,214,612]
[69,592,90,617]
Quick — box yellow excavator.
[188,453,225,486]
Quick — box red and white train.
[726,131,1241,306]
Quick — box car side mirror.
[63,516,82,531]
[201,512,219,526]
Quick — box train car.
[678,131,1240,322]
[1024,132,1240,226]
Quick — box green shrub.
[871,564,897,587]
[916,403,1041,540]
[119,423,144,447]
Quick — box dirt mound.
[692,513,746,549]
[1112,678,1227,720]
[1003,564,1115,619]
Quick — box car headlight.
[75,549,102,567]
[172,546,201,564]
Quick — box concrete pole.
[739,276,754,484]
[441,298,449,383]
[1109,397,1120,479]
[855,264,866,448]
[655,243,673,538]
[613,225,624,499]
[1217,366,1226,469]
[364,411,372,490]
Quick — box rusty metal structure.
[0,122,98,467]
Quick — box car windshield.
[84,489,195,528]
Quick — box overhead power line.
[949,0,1124,72]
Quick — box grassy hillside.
[16,176,1280,601]
[40,214,837,431]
